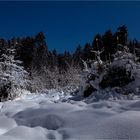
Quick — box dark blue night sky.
[0,1,140,52]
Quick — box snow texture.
[0,91,140,139]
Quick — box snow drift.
[0,92,140,139]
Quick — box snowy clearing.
[0,92,140,139]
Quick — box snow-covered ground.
[0,91,140,139]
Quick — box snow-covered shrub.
[80,50,107,97]
[0,47,30,101]
[30,64,81,93]
[79,45,140,98]
[100,48,137,89]
[100,66,134,88]
[30,66,60,92]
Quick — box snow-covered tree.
[0,47,30,101]
[80,49,107,97]
[100,46,138,89]
[80,44,140,97]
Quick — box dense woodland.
[4,25,139,69]
[0,25,140,100]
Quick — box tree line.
[0,25,140,92]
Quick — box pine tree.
[117,25,128,46]
[102,30,114,62]
[35,32,49,70]
[92,34,103,51]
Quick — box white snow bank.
[0,92,140,139]
[1,126,63,140]
[0,117,17,135]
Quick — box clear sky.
[0,1,140,53]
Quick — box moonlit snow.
[0,91,140,139]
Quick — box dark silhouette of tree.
[57,54,68,73]
[16,37,35,70]
[73,44,83,67]
[52,49,57,56]
[51,49,58,67]
[117,25,128,46]
[35,32,47,49]
[82,43,93,60]
[102,30,114,61]
[92,34,103,51]
[35,32,49,70]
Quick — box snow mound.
[122,100,140,111]
[14,109,64,130]
[1,126,63,140]
[2,126,47,139]
[0,117,17,135]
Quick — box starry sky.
[0,1,140,53]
